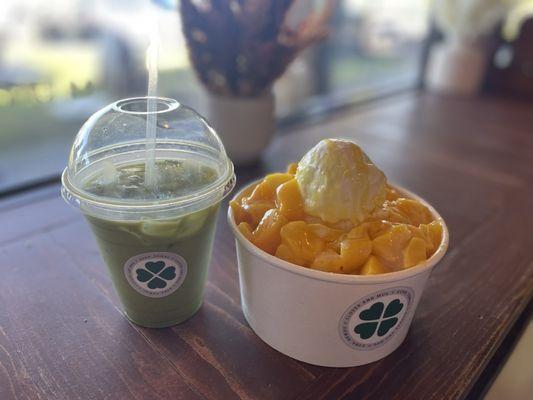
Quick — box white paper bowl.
[227,182,449,367]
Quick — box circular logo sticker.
[339,287,414,350]
[124,252,187,298]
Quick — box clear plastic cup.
[62,97,235,328]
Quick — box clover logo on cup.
[136,261,177,289]
[339,287,413,350]
[124,252,187,298]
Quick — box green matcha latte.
[83,160,221,327]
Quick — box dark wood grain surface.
[1,93,532,400]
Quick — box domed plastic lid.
[62,97,235,220]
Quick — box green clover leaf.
[377,318,398,336]
[136,269,153,283]
[145,261,165,274]
[354,299,404,340]
[135,261,177,290]
[384,299,403,318]
[354,322,378,339]
[360,302,384,320]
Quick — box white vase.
[425,40,488,96]
[206,92,275,165]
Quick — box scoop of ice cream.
[295,139,386,224]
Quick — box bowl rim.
[227,179,449,285]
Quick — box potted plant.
[426,0,521,95]
[180,0,334,164]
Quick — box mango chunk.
[252,209,288,254]
[311,249,344,273]
[276,178,305,220]
[242,201,274,227]
[416,220,443,256]
[362,220,393,239]
[237,222,254,242]
[230,200,253,225]
[264,173,294,191]
[239,180,276,226]
[346,224,368,240]
[403,237,427,268]
[361,255,389,275]
[246,180,276,203]
[394,198,433,226]
[275,243,305,266]
[279,221,324,266]
[287,162,298,175]
[340,237,372,273]
[428,220,443,248]
[308,224,344,241]
[372,224,413,268]
[385,186,402,201]
[373,198,433,226]
[235,184,255,201]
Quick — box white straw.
[144,14,160,190]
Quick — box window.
[0,0,429,193]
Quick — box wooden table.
[1,93,532,400]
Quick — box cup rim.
[112,97,181,115]
[62,161,235,211]
[227,179,449,285]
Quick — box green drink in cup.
[62,98,235,328]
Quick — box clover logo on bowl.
[124,252,187,298]
[339,287,413,350]
[354,299,404,339]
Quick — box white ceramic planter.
[228,183,449,367]
[207,92,275,165]
[426,40,488,96]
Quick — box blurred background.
[0,0,531,192]
[0,0,428,192]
